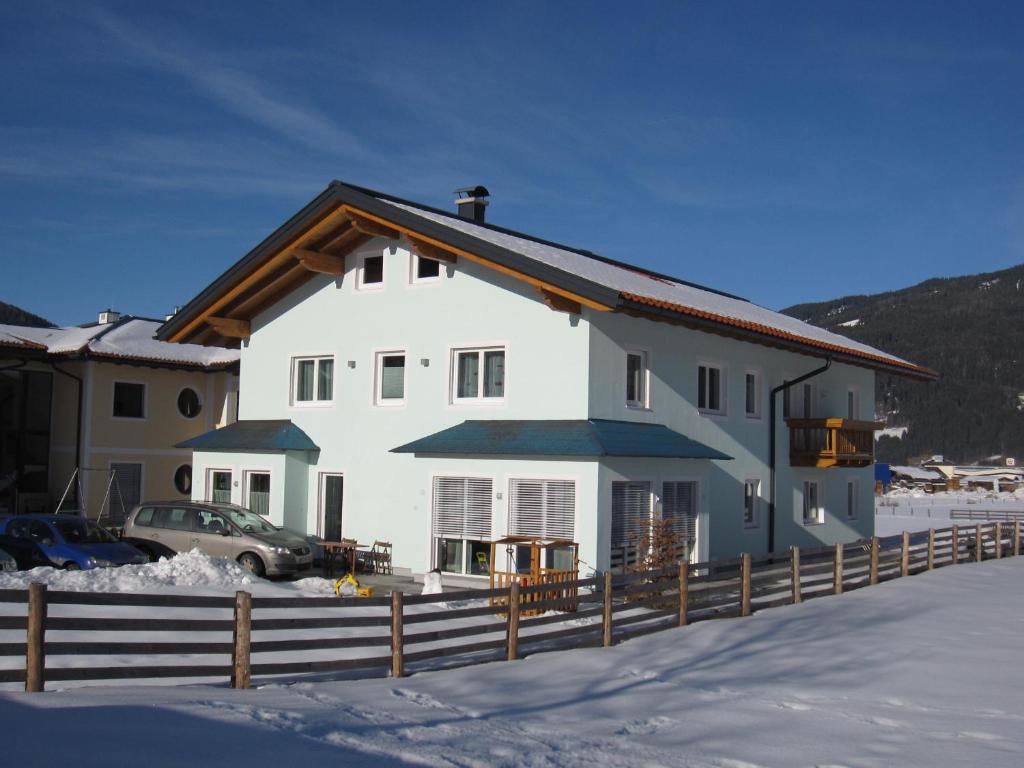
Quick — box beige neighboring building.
[0,311,238,519]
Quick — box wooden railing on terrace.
[787,418,884,468]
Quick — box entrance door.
[110,462,142,522]
[319,474,343,541]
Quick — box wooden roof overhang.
[157,181,936,382]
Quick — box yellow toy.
[334,572,374,598]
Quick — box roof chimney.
[455,185,489,223]
[98,309,120,324]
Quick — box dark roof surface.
[391,419,732,460]
[177,420,318,452]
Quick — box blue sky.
[1,1,1021,326]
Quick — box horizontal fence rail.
[3,520,1019,692]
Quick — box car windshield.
[54,519,118,544]
[218,507,277,534]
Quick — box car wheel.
[63,562,80,571]
[237,553,265,577]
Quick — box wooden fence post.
[678,561,689,627]
[1015,521,1021,557]
[506,581,519,662]
[951,525,959,565]
[869,537,879,585]
[900,531,910,577]
[994,522,1003,559]
[231,590,251,690]
[833,543,843,595]
[790,546,802,604]
[927,529,935,570]
[602,571,613,647]
[740,553,752,616]
[391,590,405,677]
[976,524,984,562]
[25,582,46,693]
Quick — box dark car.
[0,533,54,570]
[0,515,149,570]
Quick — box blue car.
[1,515,149,570]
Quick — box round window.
[174,464,192,495]
[177,388,201,418]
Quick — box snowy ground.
[876,488,1024,536]
[3,556,1024,766]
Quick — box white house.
[161,181,935,581]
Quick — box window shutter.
[432,477,493,539]
[611,481,651,548]
[662,481,697,548]
[509,479,575,539]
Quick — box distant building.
[0,312,238,518]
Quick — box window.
[847,388,859,420]
[112,382,145,419]
[358,253,384,289]
[625,350,648,408]
[611,481,652,552]
[662,480,698,556]
[319,474,344,541]
[375,352,406,405]
[177,388,201,418]
[208,470,232,504]
[509,479,575,539]
[292,356,334,405]
[411,253,442,283]
[134,507,155,527]
[173,464,192,495]
[697,364,725,414]
[846,479,858,520]
[247,472,271,517]
[432,476,493,575]
[154,507,192,531]
[744,371,761,418]
[802,480,823,525]
[743,479,761,528]
[109,462,142,522]
[789,382,814,418]
[452,347,505,402]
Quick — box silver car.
[122,501,313,577]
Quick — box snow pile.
[838,317,862,327]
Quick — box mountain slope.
[782,264,1024,465]
[0,300,52,328]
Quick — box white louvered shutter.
[509,479,575,539]
[661,481,697,551]
[611,481,651,548]
[432,477,493,539]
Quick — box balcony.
[787,418,885,468]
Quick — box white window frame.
[431,474,495,577]
[450,344,507,405]
[290,355,335,407]
[846,478,858,520]
[697,361,727,416]
[244,469,272,518]
[625,348,650,409]
[409,251,443,285]
[611,479,654,552]
[111,380,147,420]
[743,478,761,529]
[660,478,700,561]
[743,369,762,419]
[802,479,824,525]
[374,350,407,407]
[356,250,385,291]
[205,468,233,505]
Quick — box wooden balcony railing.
[787,418,885,468]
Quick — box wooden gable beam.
[206,317,251,339]
[539,288,581,315]
[342,206,401,239]
[294,248,345,276]
[407,235,457,264]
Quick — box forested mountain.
[782,264,1024,465]
[0,301,52,328]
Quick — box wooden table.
[321,541,370,578]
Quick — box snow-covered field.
[876,488,1024,536]
[3,555,1024,766]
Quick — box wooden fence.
[3,521,1020,692]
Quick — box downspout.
[768,357,832,554]
[51,363,84,508]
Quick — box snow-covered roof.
[0,317,238,368]
[891,466,945,481]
